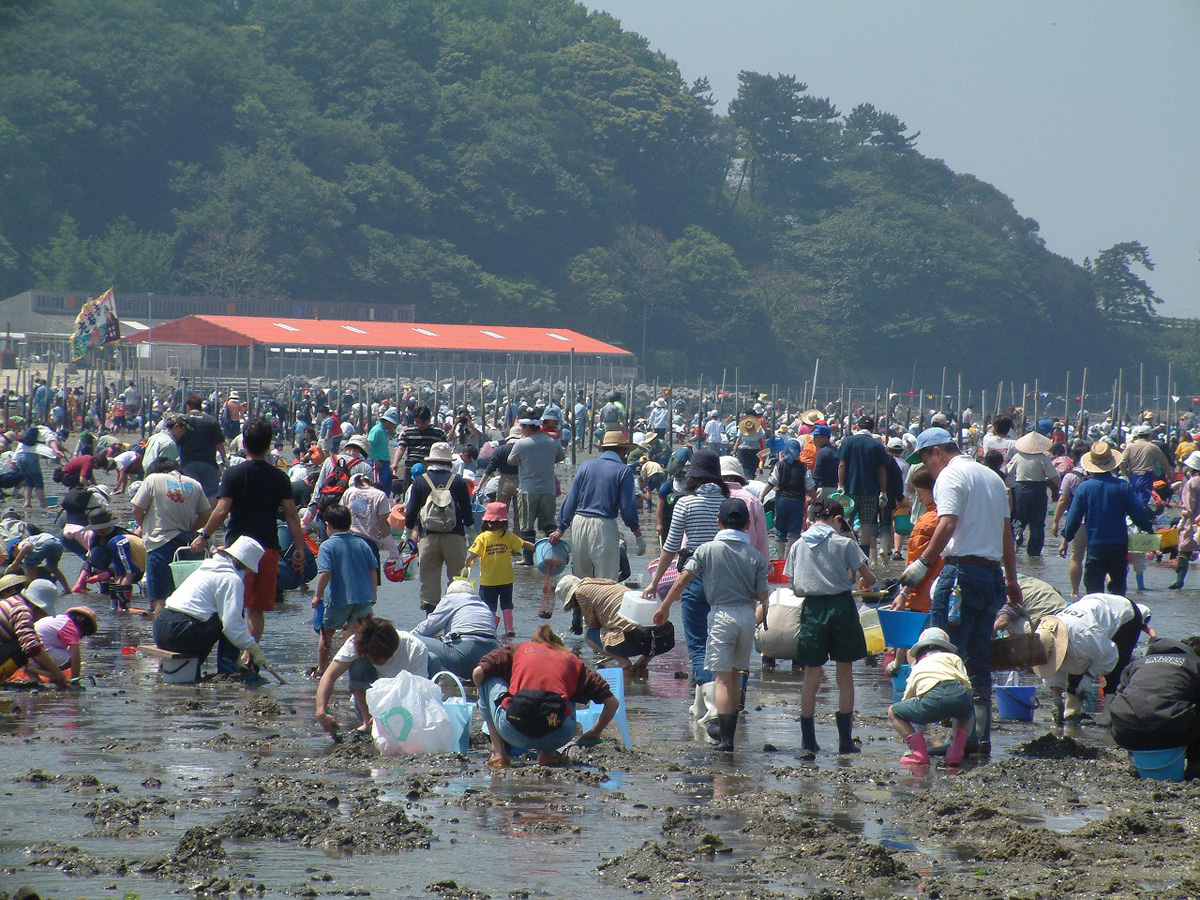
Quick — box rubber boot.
[111,585,131,612]
[706,718,722,744]
[902,731,930,766]
[714,713,737,752]
[944,728,971,766]
[520,531,535,567]
[71,569,90,595]
[570,605,583,636]
[972,702,992,755]
[697,683,718,726]
[836,711,860,754]
[1135,571,1146,592]
[1170,557,1189,590]
[689,684,706,720]
[501,608,515,637]
[800,715,820,759]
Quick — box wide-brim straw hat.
[738,414,760,436]
[910,627,958,657]
[66,605,98,632]
[1014,431,1053,454]
[599,430,636,450]
[800,409,823,426]
[1081,441,1122,474]
[1032,616,1070,678]
[0,574,25,596]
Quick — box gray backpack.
[420,473,458,533]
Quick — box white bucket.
[161,656,201,684]
[619,590,658,627]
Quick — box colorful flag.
[71,288,121,361]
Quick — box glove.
[247,643,268,668]
[1063,690,1085,721]
[879,491,889,508]
[899,559,928,588]
[634,534,647,557]
[301,509,315,530]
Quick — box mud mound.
[995,825,1072,862]
[836,843,907,880]
[238,694,290,717]
[15,769,119,793]
[1078,809,1185,842]
[426,880,491,899]
[1013,733,1099,760]
[220,801,430,854]
[26,842,130,877]
[137,826,226,878]
[597,840,703,894]
[73,795,171,833]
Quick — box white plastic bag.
[366,671,458,756]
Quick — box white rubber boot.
[697,682,719,725]
[689,684,706,720]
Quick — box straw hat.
[738,414,760,436]
[910,627,957,657]
[1013,431,1053,454]
[800,409,823,426]
[654,398,667,408]
[220,536,265,573]
[0,574,25,596]
[599,430,635,451]
[66,605,98,632]
[1032,616,1070,677]
[555,574,582,610]
[1081,441,1122,474]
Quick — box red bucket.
[767,558,788,584]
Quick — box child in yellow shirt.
[888,627,974,768]
[463,503,533,636]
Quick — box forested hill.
[0,0,1168,383]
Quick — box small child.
[31,604,98,679]
[657,497,768,752]
[463,502,533,636]
[313,503,379,675]
[785,495,877,759]
[888,627,974,767]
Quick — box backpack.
[419,473,458,533]
[318,456,354,510]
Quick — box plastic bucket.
[995,685,1038,721]
[169,558,204,587]
[891,664,911,700]
[533,539,570,574]
[893,513,913,536]
[877,610,929,648]
[765,510,775,532]
[1129,747,1186,782]
[859,608,885,655]
[767,558,788,584]
[161,656,201,684]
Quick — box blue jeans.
[930,561,1005,701]
[679,571,711,685]
[416,635,499,681]
[145,535,192,604]
[478,677,577,751]
[182,461,220,499]
[774,496,806,542]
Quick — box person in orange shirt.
[888,467,942,674]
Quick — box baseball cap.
[718,497,750,530]
[906,427,955,464]
[811,424,831,437]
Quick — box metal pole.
[1078,367,1088,435]
[569,349,576,466]
[810,358,819,408]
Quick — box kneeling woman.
[473,625,619,769]
[314,617,431,737]
[1108,636,1200,779]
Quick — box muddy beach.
[3,498,1200,900]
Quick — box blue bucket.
[1129,747,1186,782]
[891,664,911,701]
[534,539,571,574]
[995,685,1038,721]
[877,610,929,648]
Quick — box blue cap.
[906,427,955,464]
[812,424,832,437]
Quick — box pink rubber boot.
[501,608,515,637]
[72,570,91,594]
[902,731,930,766]
[945,728,971,766]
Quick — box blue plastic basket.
[877,610,929,648]
[533,539,571,574]
[1129,747,1186,782]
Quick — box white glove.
[247,643,268,668]
[301,509,315,530]
[879,491,889,508]
[634,534,647,557]
[899,558,928,588]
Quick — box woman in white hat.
[1169,450,1200,590]
[152,536,272,676]
[0,574,69,688]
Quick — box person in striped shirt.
[0,574,68,688]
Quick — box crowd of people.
[1,379,1198,777]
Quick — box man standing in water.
[901,427,1021,755]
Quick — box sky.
[589,0,1200,317]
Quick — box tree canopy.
[0,0,1175,385]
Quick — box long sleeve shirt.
[0,597,44,659]
[557,451,640,533]
[410,590,497,641]
[404,466,474,535]
[163,555,255,651]
[1062,472,1154,546]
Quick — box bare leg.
[888,705,915,738]
[713,670,738,715]
[1068,558,1082,597]
[835,661,855,714]
[487,728,511,769]
[800,666,823,717]
[350,688,371,731]
[317,627,332,674]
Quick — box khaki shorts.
[1069,528,1087,563]
[704,605,757,672]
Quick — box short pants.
[479,583,514,612]
[891,681,975,724]
[850,493,878,530]
[322,601,374,632]
[795,592,868,667]
[704,605,756,672]
[242,548,280,612]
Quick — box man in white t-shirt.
[979,415,1017,462]
[900,426,1021,756]
[703,412,726,452]
[131,459,211,613]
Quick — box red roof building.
[127,314,635,382]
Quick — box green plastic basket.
[169,558,204,586]
[1127,532,1161,553]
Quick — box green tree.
[1086,241,1161,318]
[29,216,95,290]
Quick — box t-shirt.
[507,431,564,494]
[469,528,525,586]
[332,631,428,679]
[132,471,211,551]
[684,533,767,609]
[367,421,391,462]
[812,445,840,488]
[142,431,179,469]
[317,531,378,611]
[1005,451,1058,483]
[704,419,726,445]
[218,459,293,550]
[115,450,140,470]
[784,525,867,596]
[932,454,1010,561]
[399,425,446,467]
[179,413,223,466]
[980,434,1017,462]
[837,432,888,495]
[34,614,80,668]
[343,485,390,543]
[62,455,95,480]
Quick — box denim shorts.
[891,681,974,724]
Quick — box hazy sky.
[590,1,1200,317]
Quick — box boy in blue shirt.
[313,503,378,675]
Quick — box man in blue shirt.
[837,416,888,560]
[550,430,645,580]
[1061,441,1154,596]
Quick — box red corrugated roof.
[127,315,632,355]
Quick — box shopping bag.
[366,671,458,756]
[432,671,474,755]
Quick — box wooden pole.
[1078,366,1088,435]
[1139,363,1144,417]
[1064,372,1071,439]
[957,373,963,424]
[569,350,576,466]
[810,358,820,408]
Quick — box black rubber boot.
[1170,557,1189,590]
[972,701,992,755]
[520,531,535,566]
[800,715,820,759]
[714,713,738,752]
[836,711,860,754]
[706,718,722,743]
